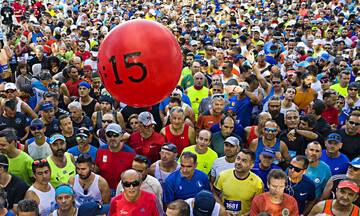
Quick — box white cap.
[262,71,271,78]
[356,77,360,82]
[70,25,77,30]
[313,39,323,45]
[4,83,16,91]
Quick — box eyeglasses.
[92,33,98,35]
[239,84,249,89]
[102,119,113,123]
[349,165,360,172]
[351,106,360,111]
[36,40,42,43]
[140,123,154,129]
[170,93,179,97]
[288,164,304,172]
[340,64,348,68]
[49,84,58,89]
[349,88,358,92]
[349,121,360,126]
[123,180,141,187]
[264,127,277,132]
[272,81,281,85]
[76,136,87,141]
[5,90,15,94]
[320,78,329,83]
[30,126,43,131]
[106,131,120,137]
[33,159,47,165]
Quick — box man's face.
[186,56,194,67]
[325,140,342,154]
[191,62,200,74]
[352,61,360,74]
[76,162,92,180]
[325,94,338,108]
[268,178,286,198]
[335,98,345,111]
[5,108,16,118]
[234,152,253,174]
[194,74,204,88]
[30,125,45,139]
[211,99,225,114]
[132,161,148,181]
[305,143,322,163]
[224,142,239,158]
[340,74,350,87]
[212,85,223,95]
[78,86,90,98]
[33,166,51,185]
[268,100,281,118]
[346,115,360,134]
[50,140,66,157]
[69,68,78,80]
[285,111,299,129]
[196,130,211,151]
[0,137,10,154]
[41,109,55,122]
[341,29,348,37]
[60,117,73,134]
[56,193,75,212]
[69,108,82,122]
[44,96,57,109]
[78,42,85,52]
[263,122,278,140]
[101,115,114,129]
[302,76,312,89]
[170,111,184,130]
[336,187,359,206]
[106,131,123,149]
[180,156,196,179]
[160,148,177,163]
[221,117,234,138]
[260,154,275,168]
[284,88,295,101]
[288,158,306,180]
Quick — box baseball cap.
[77,127,90,137]
[327,133,341,143]
[305,57,317,63]
[320,53,330,61]
[4,83,16,91]
[233,54,245,61]
[91,48,98,57]
[193,190,215,216]
[224,136,239,146]
[78,202,110,216]
[296,61,310,68]
[260,147,276,158]
[50,134,66,144]
[83,65,92,70]
[138,111,156,126]
[313,39,322,45]
[346,157,360,168]
[105,124,122,134]
[161,143,178,153]
[41,102,54,111]
[195,55,202,61]
[225,79,238,86]
[30,119,45,128]
[190,40,199,46]
[356,77,360,83]
[348,82,359,90]
[262,71,271,78]
[338,181,360,193]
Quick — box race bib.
[224,199,241,214]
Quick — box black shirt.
[3,175,28,209]
[334,129,360,161]
[0,112,29,138]
[75,98,97,118]
[274,113,286,131]
[64,127,79,150]
[44,118,61,137]
[315,117,332,138]
[279,129,306,156]
[72,115,93,133]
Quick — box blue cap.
[30,119,45,127]
[320,53,330,61]
[78,202,110,216]
[327,133,342,143]
[41,102,54,111]
[219,20,226,25]
[50,134,66,144]
[260,147,276,158]
[306,57,318,63]
[346,157,360,168]
[296,61,310,68]
[234,54,245,61]
[195,55,202,61]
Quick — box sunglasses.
[350,165,360,172]
[33,159,47,165]
[49,84,58,89]
[123,180,141,187]
[31,126,43,131]
[289,164,304,172]
[349,121,360,126]
[170,93,179,97]
[36,40,42,43]
[5,90,16,94]
[239,84,249,89]
[78,44,85,47]
[320,78,329,83]
[102,119,113,123]
[106,132,120,137]
[76,136,87,141]
[349,88,358,92]
[272,81,281,85]
[222,66,227,69]
[140,123,154,129]
[327,134,341,140]
[264,127,277,132]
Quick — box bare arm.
[307,201,326,216]
[302,199,316,216]
[99,176,111,204]
[248,139,258,152]
[253,65,271,95]
[319,177,333,201]
[188,126,196,145]
[149,163,156,177]
[116,112,126,132]
[24,190,40,204]
[94,165,100,174]
[21,102,38,119]
[60,83,70,98]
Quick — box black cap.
[19,84,35,97]
[161,143,177,153]
[76,127,90,137]
[225,79,238,86]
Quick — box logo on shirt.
[141,208,145,212]
[15,118,21,124]
[282,208,289,216]
[119,210,129,214]
[300,193,307,196]
[314,178,320,184]
[103,155,107,162]
[335,167,339,170]
[197,181,203,188]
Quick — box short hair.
[293,155,309,169]
[170,106,184,117]
[68,101,82,110]
[17,199,39,216]
[32,160,50,174]
[4,100,16,111]
[312,99,326,115]
[169,97,182,106]
[0,128,17,145]
[300,114,317,129]
[134,155,150,168]
[128,114,139,123]
[221,113,235,125]
[323,89,336,100]
[76,153,93,167]
[211,95,225,103]
[285,109,299,118]
[210,58,220,69]
[181,151,197,164]
[300,72,312,80]
[340,70,351,78]
[267,169,287,185]
[224,60,233,69]
[167,199,190,216]
[240,149,256,163]
[270,73,283,81]
[307,141,322,150]
[212,81,224,89]
[245,74,258,85]
[58,114,70,123]
[347,112,360,121]
[269,95,281,102]
[43,92,59,102]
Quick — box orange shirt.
[294,87,314,115]
[250,192,299,216]
[195,109,223,131]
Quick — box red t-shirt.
[65,79,82,97]
[322,107,339,125]
[127,131,165,163]
[95,144,136,190]
[46,38,56,47]
[109,190,164,216]
[74,51,91,61]
[250,192,299,216]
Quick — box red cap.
[338,181,360,193]
[299,55,308,62]
[83,65,92,70]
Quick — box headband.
[91,77,101,82]
[78,82,91,89]
[55,185,74,197]
[269,48,279,53]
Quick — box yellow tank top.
[187,86,210,120]
[47,152,76,188]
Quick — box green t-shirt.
[181,67,191,77]
[57,54,66,62]
[8,151,34,186]
[181,74,208,90]
[65,51,74,61]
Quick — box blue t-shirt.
[229,95,254,127]
[305,161,332,199]
[210,122,246,143]
[251,163,281,192]
[68,145,98,163]
[319,150,349,175]
[284,174,316,214]
[163,169,210,204]
[159,94,191,111]
[254,137,281,164]
[338,111,349,129]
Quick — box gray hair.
[170,106,185,117]
[211,95,225,103]
[68,101,82,110]
[17,199,39,216]
[285,109,299,118]
[210,58,220,69]
[121,169,142,182]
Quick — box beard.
[302,82,311,89]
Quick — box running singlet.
[164,124,190,155]
[323,200,359,216]
[244,126,257,149]
[47,153,76,188]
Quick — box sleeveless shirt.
[164,124,190,155]
[47,152,76,188]
[28,183,56,216]
[73,174,103,208]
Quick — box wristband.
[1,64,8,71]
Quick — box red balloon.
[98,20,183,107]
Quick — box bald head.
[121,169,142,182]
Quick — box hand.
[275,151,283,162]
[226,210,236,216]
[287,129,296,141]
[347,98,354,107]
[244,51,254,63]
